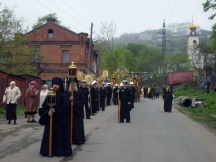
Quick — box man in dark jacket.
[90,80,98,115]
[81,80,91,119]
[100,82,107,111]
[118,80,132,123]
[106,83,112,105]
[113,84,119,105]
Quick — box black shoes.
[32,120,37,123]
[27,120,37,123]
[14,120,16,125]
[8,120,11,124]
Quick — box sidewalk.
[0,105,118,161]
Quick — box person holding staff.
[39,77,72,157]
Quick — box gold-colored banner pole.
[47,88,56,157]
[69,62,77,145]
[70,76,74,144]
[49,116,53,157]
[98,88,100,111]
[90,89,92,115]
[118,91,120,123]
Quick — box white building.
[167,22,201,36]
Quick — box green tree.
[0,5,42,75]
[203,0,216,48]
[32,13,61,29]
[164,53,190,72]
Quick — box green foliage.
[174,82,216,117]
[203,0,216,49]
[0,105,26,117]
[0,4,41,76]
[175,82,216,131]
[32,13,61,29]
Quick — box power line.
[164,0,171,19]
[168,0,176,24]
[61,0,91,24]
[48,0,89,30]
[36,0,83,33]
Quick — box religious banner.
[77,70,84,81]
[84,74,95,85]
[103,70,108,77]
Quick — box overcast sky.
[0,0,214,37]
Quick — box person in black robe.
[113,85,118,105]
[67,77,85,145]
[130,83,136,110]
[163,86,173,112]
[81,80,91,119]
[90,81,98,115]
[106,83,112,105]
[118,80,132,123]
[100,83,107,111]
[39,77,72,157]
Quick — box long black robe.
[66,88,85,145]
[163,91,173,112]
[119,87,132,123]
[39,91,72,157]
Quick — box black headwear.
[52,77,64,92]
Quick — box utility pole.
[162,19,166,57]
[88,22,93,73]
[157,19,167,73]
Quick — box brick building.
[27,18,98,82]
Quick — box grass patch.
[174,83,216,134]
[0,105,26,118]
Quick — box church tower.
[187,20,200,67]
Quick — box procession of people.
[1,73,174,158]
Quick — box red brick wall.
[27,19,97,81]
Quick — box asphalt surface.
[0,97,216,162]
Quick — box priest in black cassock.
[67,77,85,145]
[39,77,72,157]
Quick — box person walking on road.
[106,83,112,105]
[118,80,132,123]
[100,82,107,111]
[67,77,85,145]
[39,77,72,157]
[163,86,173,112]
[81,80,91,119]
[90,81,98,115]
[39,84,49,116]
[2,81,21,125]
[25,81,39,123]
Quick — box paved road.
[1,97,216,162]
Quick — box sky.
[0,0,215,37]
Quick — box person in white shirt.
[2,81,21,125]
[39,84,49,116]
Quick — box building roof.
[189,20,196,29]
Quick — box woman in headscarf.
[25,81,38,123]
[39,84,49,116]
[2,81,21,125]
[39,77,72,157]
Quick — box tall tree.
[96,21,117,75]
[0,5,42,75]
[32,13,61,29]
[203,0,216,48]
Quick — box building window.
[48,29,53,38]
[62,50,70,63]
[31,50,38,63]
